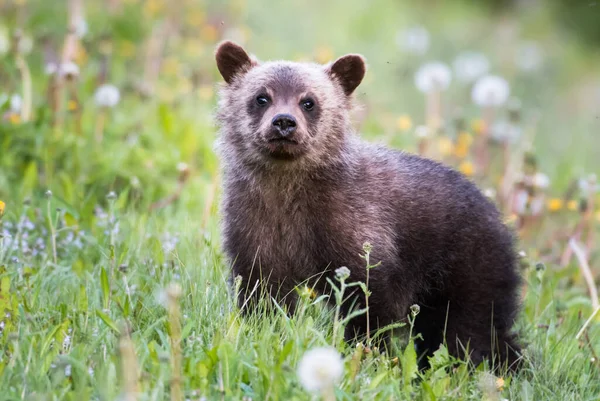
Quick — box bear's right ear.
[215,41,256,84]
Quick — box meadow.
[0,0,599,400]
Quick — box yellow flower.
[299,285,317,300]
[438,137,454,156]
[0,200,5,217]
[200,24,219,43]
[8,113,21,124]
[396,114,413,132]
[144,0,163,17]
[547,198,564,212]
[454,131,473,159]
[315,46,334,64]
[458,160,475,177]
[496,377,505,391]
[471,119,485,136]
[67,100,78,112]
[567,200,578,211]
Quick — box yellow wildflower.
[496,377,505,391]
[315,46,334,64]
[8,114,21,124]
[565,200,578,211]
[396,114,413,132]
[144,0,163,17]
[547,198,564,212]
[0,200,5,217]
[299,285,317,300]
[458,160,475,177]
[67,100,78,112]
[471,119,485,136]
[438,137,454,156]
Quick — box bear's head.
[215,41,366,171]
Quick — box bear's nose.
[272,114,297,137]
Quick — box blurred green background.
[1,1,600,399]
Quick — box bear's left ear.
[326,54,366,96]
[215,41,257,84]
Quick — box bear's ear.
[215,41,256,84]
[326,54,366,96]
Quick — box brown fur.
[214,41,522,370]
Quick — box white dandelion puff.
[45,62,58,75]
[578,174,599,195]
[9,94,22,113]
[74,18,88,38]
[415,125,429,138]
[452,51,490,83]
[396,25,430,55]
[471,75,510,107]
[414,62,452,93]
[59,62,80,80]
[297,347,343,393]
[532,172,550,190]
[490,120,522,144]
[94,84,121,108]
[516,41,543,72]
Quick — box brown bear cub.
[214,41,522,370]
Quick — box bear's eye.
[301,98,315,111]
[256,95,270,106]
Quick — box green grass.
[1,0,599,400]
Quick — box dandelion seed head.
[396,25,430,55]
[472,75,510,107]
[94,84,121,108]
[453,51,490,83]
[490,120,522,144]
[414,62,452,93]
[516,41,543,72]
[297,347,343,393]
[59,62,80,80]
[532,172,550,189]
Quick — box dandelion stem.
[569,238,599,310]
[576,305,600,340]
[15,56,32,122]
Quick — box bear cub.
[214,41,522,370]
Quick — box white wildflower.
[335,266,350,280]
[94,84,121,108]
[62,335,72,350]
[516,41,543,72]
[414,62,452,93]
[472,75,510,107]
[578,174,599,195]
[297,347,344,393]
[483,188,497,199]
[396,25,430,55]
[45,62,58,75]
[59,62,80,79]
[532,172,550,189]
[9,94,22,113]
[513,189,529,215]
[74,18,88,38]
[64,364,72,377]
[453,51,490,83]
[415,125,429,138]
[490,120,522,144]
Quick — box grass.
[1,0,599,400]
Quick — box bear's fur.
[214,41,522,370]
